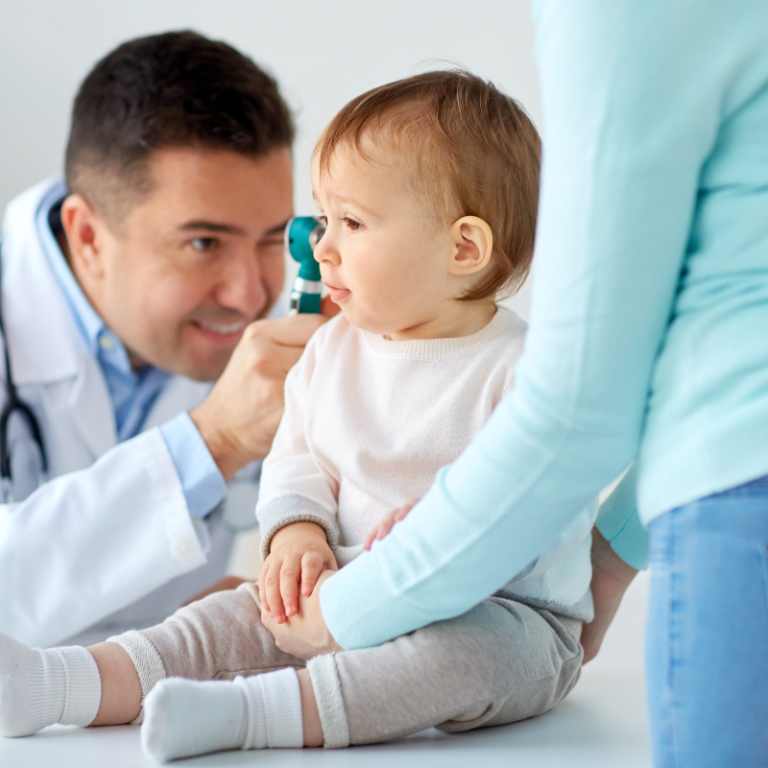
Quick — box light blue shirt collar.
[34,181,130,372]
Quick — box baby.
[0,70,596,762]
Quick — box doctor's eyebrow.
[178,220,246,235]
[177,219,289,237]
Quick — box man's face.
[81,147,292,381]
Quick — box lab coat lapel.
[66,355,116,459]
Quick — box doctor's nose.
[214,251,269,317]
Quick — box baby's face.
[311,145,464,339]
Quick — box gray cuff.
[307,653,350,749]
[107,631,166,725]
[257,494,339,562]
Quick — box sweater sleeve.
[320,0,725,650]
[256,329,339,561]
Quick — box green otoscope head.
[285,216,325,313]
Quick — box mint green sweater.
[320,0,768,650]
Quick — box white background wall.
[0,0,540,317]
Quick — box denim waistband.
[706,473,768,499]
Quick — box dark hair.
[317,70,540,301]
[65,30,294,221]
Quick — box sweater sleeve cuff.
[257,494,339,562]
[596,465,649,570]
[160,413,227,521]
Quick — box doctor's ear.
[447,216,494,276]
[59,194,108,278]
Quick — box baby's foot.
[141,669,304,763]
[0,631,101,737]
[0,632,61,737]
[141,678,246,762]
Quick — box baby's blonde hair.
[315,70,541,301]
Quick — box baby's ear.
[448,216,494,276]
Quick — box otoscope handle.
[289,279,322,314]
[285,216,326,314]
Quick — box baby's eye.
[341,217,363,232]
[190,237,217,252]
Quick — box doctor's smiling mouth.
[188,310,251,346]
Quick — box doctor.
[0,31,326,648]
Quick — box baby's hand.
[363,500,419,551]
[259,521,337,624]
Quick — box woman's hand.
[363,500,418,551]
[258,521,337,623]
[581,528,639,664]
[261,570,343,660]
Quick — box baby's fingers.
[279,556,302,618]
[264,559,288,622]
[300,551,325,597]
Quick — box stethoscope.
[0,236,49,503]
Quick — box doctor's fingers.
[243,313,328,350]
[237,336,308,384]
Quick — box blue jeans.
[647,475,768,768]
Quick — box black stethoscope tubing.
[0,236,49,502]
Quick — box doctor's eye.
[341,217,363,232]
[190,237,217,252]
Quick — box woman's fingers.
[363,529,378,551]
[394,501,416,520]
[265,559,288,622]
[258,560,272,615]
[363,501,420,550]
[364,519,392,550]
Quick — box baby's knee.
[437,651,583,734]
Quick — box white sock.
[141,668,304,763]
[0,631,101,737]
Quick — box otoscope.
[285,216,326,314]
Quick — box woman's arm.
[318,0,727,650]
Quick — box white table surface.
[0,573,651,768]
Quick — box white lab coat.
[0,179,260,648]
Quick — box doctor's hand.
[190,313,330,480]
[261,569,343,660]
[363,499,418,551]
[259,521,338,624]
